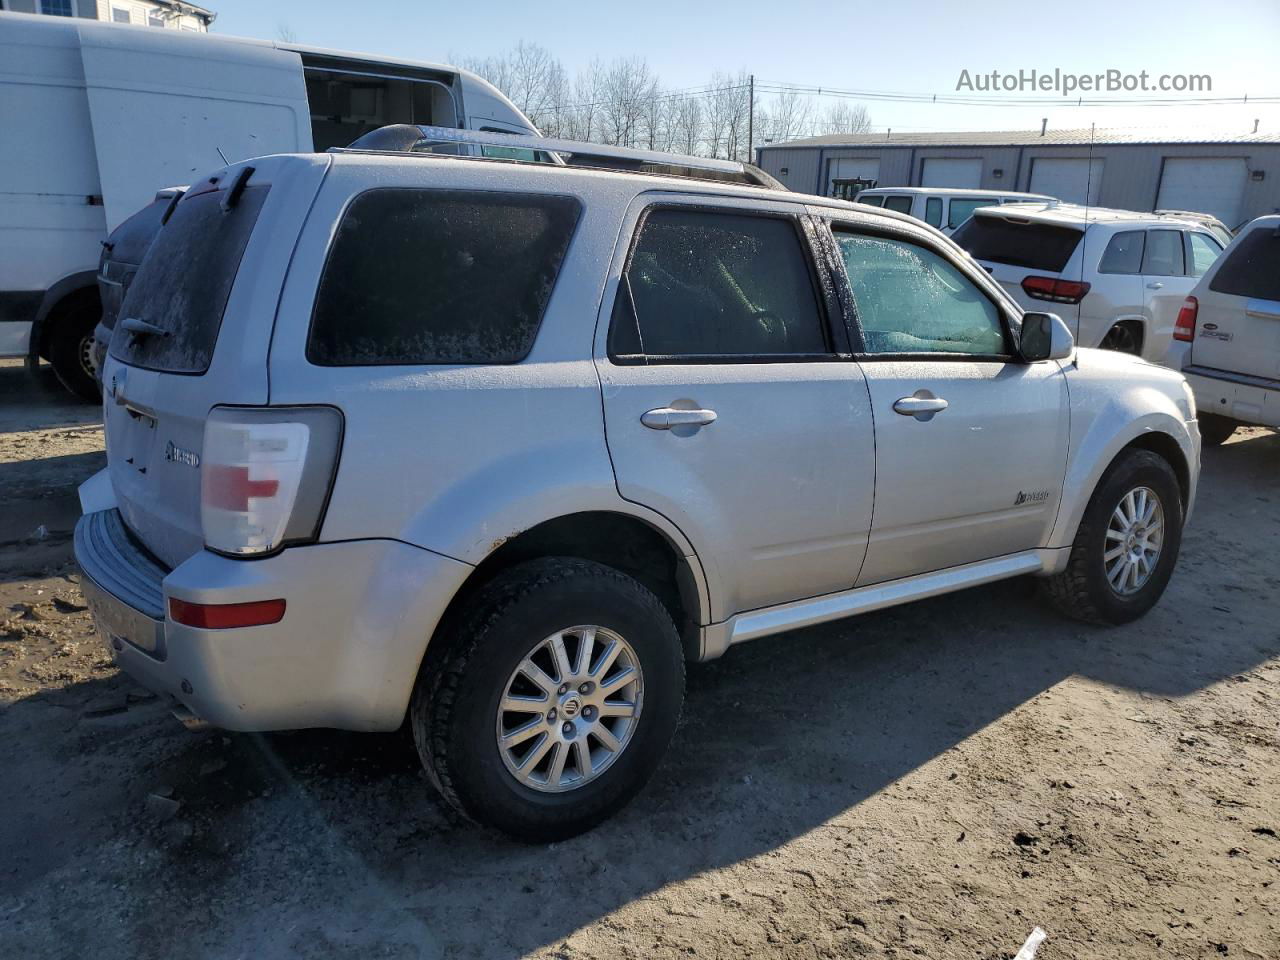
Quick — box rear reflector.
[169,597,286,629]
[1022,275,1091,304]
[1173,296,1198,342]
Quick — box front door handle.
[893,395,949,421]
[1146,282,1164,290]
[641,407,718,430]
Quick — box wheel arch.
[31,271,101,360]
[426,511,709,671]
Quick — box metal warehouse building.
[756,128,1280,228]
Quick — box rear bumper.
[74,509,472,732]
[1184,364,1280,429]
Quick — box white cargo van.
[0,11,538,398]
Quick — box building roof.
[762,127,1280,150]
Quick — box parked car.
[0,11,539,399]
[952,203,1226,360]
[90,188,186,388]
[76,128,1200,841]
[1164,215,1280,444]
[1154,209,1235,247]
[854,187,1055,234]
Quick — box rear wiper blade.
[120,316,170,339]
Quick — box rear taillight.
[1022,275,1091,304]
[201,406,342,556]
[1173,296,1198,342]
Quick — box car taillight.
[1022,275,1091,304]
[1173,296,1198,342]
[201,406,342,556]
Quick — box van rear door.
[77,24,311,230]
[1190,221,1280,381]
[101,156,328,568]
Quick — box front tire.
[411,557,685,842]
[1042,449,1183,625]
[1198,413,1238,447]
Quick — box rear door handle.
[1146,282,1164,290]
[893,395,949,421]
[641,407,718,430]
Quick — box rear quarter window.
[308,189,581,365]
[951,216,1083,272]
[1209,227,1280,300]
[110,185,269,374]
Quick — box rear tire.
[1198,413,1238,447]
[410,557,685,842]
[47,292,103,403]
[1041,449,1183,625]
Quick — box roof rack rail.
[335,124,786,191]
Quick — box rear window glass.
[1209,226,1280,300]
[308,189,581,366]
[857,194,885,207]
[951,216,1083,271]
[110,185,268,374]
[1098,230,1146,274]
[883,196,913,214]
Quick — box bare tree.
[704,71,751,160]
[758,89,813,145]
[669,93,704,155]
[275,22,297,43]
[598,58,656,147]
[820,100,872,136]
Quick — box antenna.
[216,146,230,165]
[1079,122,1096,305]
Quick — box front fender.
[1047,383,1197,551]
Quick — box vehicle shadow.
[4,430,1277,959]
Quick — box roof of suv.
[978,201,1205,230]
[329,124,934,233]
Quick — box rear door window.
[308,189,581,365]
[110,184,269,374]
[609,209,829,360]
[951,216,1083,271]
[1209,226,1280,300]
[858,194,885,207]
[883,195,913,215]
[1142,229,1185,277]
[1098,230,1146,274]
[1184,232,1223,278]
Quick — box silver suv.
[76,127,1201,840]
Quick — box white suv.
[1165,215,1280,444]
[76,128,1200,840]
[952,203,1226,361]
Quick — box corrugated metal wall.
[758,141,1280,223]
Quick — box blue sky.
[209,0,1280,136]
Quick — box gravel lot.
[1,357,1277,959]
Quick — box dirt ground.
[0,356,1277,960]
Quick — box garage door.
[921,158,982,188]
[827,158,881,195]
[1029,158,1104,205]
[1157,157,1247,228]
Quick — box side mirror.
[1019,312,1075,362]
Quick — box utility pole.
[747,74,754,165]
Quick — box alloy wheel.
[1104,485,1164,595]
[495,625,643,793]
